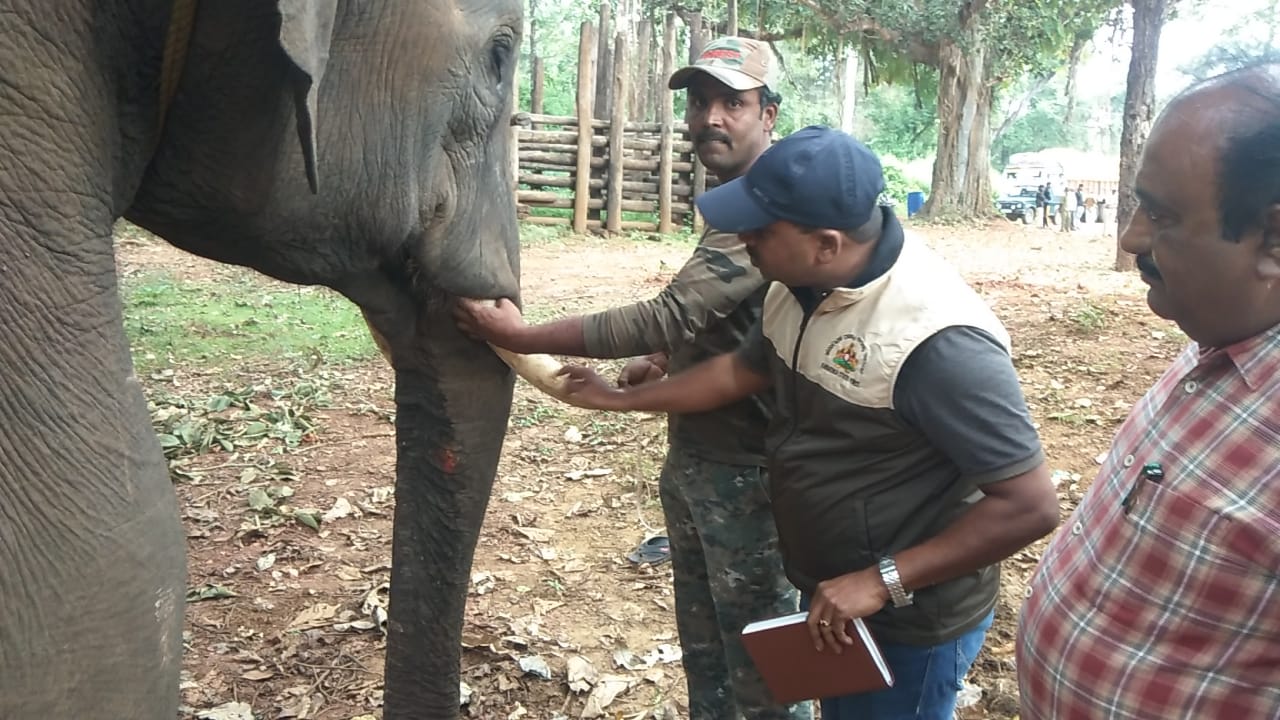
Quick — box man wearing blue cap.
[556,126,1060,719]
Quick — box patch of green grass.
[510,398,565,428]
[519,222,574,245]
[123,271,378,376]
[1068,301,1108,334]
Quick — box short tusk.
[487,344,575,402]
[460,297,577,403]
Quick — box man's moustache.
[696,131,732,146]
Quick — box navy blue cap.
[695,125,885,233]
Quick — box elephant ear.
[276,0,339,194]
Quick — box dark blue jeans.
[800,595,993,720]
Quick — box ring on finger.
[818,619,831,628]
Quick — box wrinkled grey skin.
[0,1,521,718]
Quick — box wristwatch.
[878,556,914,608]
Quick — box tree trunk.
[1063,34,1087,126]
[839,43,859,134]
[634,20,652,122]
[531,56,544,115]
[727,0,738,35]
[595,0,612,120]
[922,36,996,219]
[688,11,704,65]
[1116,0,1168,271]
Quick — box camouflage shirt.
[582,227,770,466]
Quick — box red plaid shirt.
[1017,322,1280,719]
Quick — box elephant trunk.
[381,317,513,719]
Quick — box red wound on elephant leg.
[437,448,460,473]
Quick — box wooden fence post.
[658,13,676,234]
[573,21,597,235]
[634,20,652,122]
[594,1,612,120]
[606,33,630,234]
[686,12,706,234]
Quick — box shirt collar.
[1209,321,1280,390]
[1192,319,1280,386]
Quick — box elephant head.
[1,1,523,718]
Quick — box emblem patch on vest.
[821,334,867,385]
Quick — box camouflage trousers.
[659,444,811,720]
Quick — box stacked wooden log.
[513,13,721,234]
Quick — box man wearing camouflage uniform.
[455,37,807,720]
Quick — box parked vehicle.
[996,187,1046,224]
[997,149,1119,224]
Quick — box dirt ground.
[114,217,1187,720]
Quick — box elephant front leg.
[0,236,186,719]
[381,325,514,719]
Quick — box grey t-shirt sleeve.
[893,326,1045,485]
[736,318,771,375]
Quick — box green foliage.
[123,272,379,378]
[881,162,931,209]
[1178,0,1280,80]
[991,79,1091,166]
[528,0,1122,220]
[859,78,938,160]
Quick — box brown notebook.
[740,611,894,704]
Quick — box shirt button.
[1024,585,1034,599]
[1123,455,1135,468]
[1184,380,1199,393]
[1072,521,1083,535]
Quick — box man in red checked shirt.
[1016,65,1280,718]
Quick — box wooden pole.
[688,11,704,64]
[573,21,597,235]
[658,12,676,234]
[531,56,545,116]
[595,1,613,120]
[607,32,630,235]
[692,155,706,233]
[727,0,738,36]
[690,10,706,237]
[634,20,652,122]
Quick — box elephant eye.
[489,33,514,81]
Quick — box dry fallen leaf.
[515,526,555,543]
[566,655,597,693]
[320,497,354,522]
[195,702,254,720]
[287,603,339,630]
[580,674,637,718]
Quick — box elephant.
[0,0,527,717]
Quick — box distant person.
[1034,184,1046,225]
[1017,63,1280,719]
[1075,184,1086,225]
[1060,187,1076,232]
[1041,182,1054,228]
